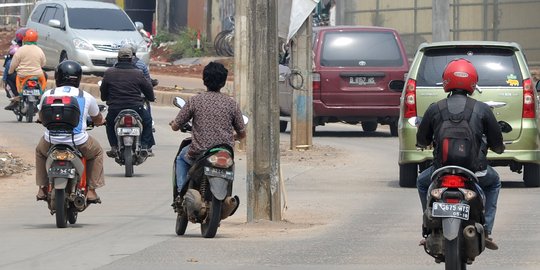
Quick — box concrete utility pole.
[290,18,313,150]
[236,0,282,221]
[432,0,450,42]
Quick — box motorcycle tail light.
[26,80,37,89]
[207,150,233,168]
[459,188,477,201]
[446,198,460,204]
[122,115,134,127]
[430,188,446,200]
[50,149,75,161]
[440,175,466,188]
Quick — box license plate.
[116,127,140,136]
[106,58,117,65]
[432,202,470,220]
[204,166,234,180]
[22,89,40,95]
[349,76,376,86]
[48,167,75,178]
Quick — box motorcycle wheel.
[200,196,222,238]
[175,212,188,236]
[67,203,78,224]
[25,101,34,123]
[444,236,467,270]
[55,189,68,228]
[124,145,134,177]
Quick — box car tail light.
[122,115,134,127]
[522,78,535,118]
[441,175,466,188]
[207,150,233,168]
[404,79,417,118]
[312,72,320,92]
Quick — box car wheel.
[279,121,287,132]
[399,163,417,188]
[361,121,377,132]
[390,122,398,137]
[523,163,540,187]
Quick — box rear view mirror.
[389,80,405,91]
[498,121,512,133]
[173,97,186,108]
[48,19,61,29]
[135,22,144,31]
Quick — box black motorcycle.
[171,97,244,238]
[13,77,41,123]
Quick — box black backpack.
[435,98,479,171]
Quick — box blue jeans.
[175,146,193,193]
[417,165,501,235]
[105,106,155,148]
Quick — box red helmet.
[15,27,27,44]
[23,28,38,43]
[442,58,478,94]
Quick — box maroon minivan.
[311,26,409,135]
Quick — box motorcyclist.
[8,28,47,97]
[127,43,152,84]
[100,46,155,156]
[416,58,505,250]
[35,60,106,202]
[169,61,246,196]
[3,44,19,110]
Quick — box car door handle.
[484,101,506,108]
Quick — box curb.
[46,82,197,107]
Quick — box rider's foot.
[36,186,47,201]
[485,236,499,250]
[142,147,154,157]
[86,189,101,204]
[4,101,17,111]
[419,238,426,246]
[106,146,118,158]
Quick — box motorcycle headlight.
[73,38,94,51]
[50,149,76,161]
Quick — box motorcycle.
[13,77,41,123]
[41,101,107,228]
[171,97,247,238]
[411,116,513,269]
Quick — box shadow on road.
[282,131,395,138]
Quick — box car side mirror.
[498,121,512,133]
[389,80,405,92]
[48,19,61,29]
[135,21,144,31]
[173,97,186,108]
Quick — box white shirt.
[39,86,99,145]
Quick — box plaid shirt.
[172,91,245,159]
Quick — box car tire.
[390,122,398,137]
[523,163,540,187]
[279,121,287,132]
[361,121,377,132]
[399,163,417,188]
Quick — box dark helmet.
[55,60,82,88]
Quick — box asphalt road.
[0,97,539,270]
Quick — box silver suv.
[26,0,150,74]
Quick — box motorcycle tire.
[175,212,188,236]
[25,102,34,123]
[67,203,78,224]
[55,189,68,228]
[124,145,134,177]
[444,236,467,270]
[201,196,222,238]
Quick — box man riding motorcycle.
[3,44,19,110]
[36,60,106,202]
[416,58,505,250]
[100,46,155,156]
[8,28,47,97]
[169,61,246,197]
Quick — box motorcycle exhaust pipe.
[73,193,86,211]
[221,195,240,219]
[463,225,481,261]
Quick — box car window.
[53,5,65,27]
[417,47,523,87]
[67,8,135,31]
[40,6,57,25]
[30,4,46,23]
[320,31,404,67]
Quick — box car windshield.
[320,31,404,67]
[417,47,523,87]
[67,8,135,31]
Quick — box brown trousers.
[35,136,105,189]
[16,74,47,94]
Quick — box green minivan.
[398,41,540,188]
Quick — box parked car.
[398,41,540,187]
[279,26,409,135]
[26,0,150,74]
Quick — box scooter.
[171,97,247,238]
[13,77,41,123]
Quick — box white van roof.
[38,0,120,9]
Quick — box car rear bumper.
[313,100,400,118]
